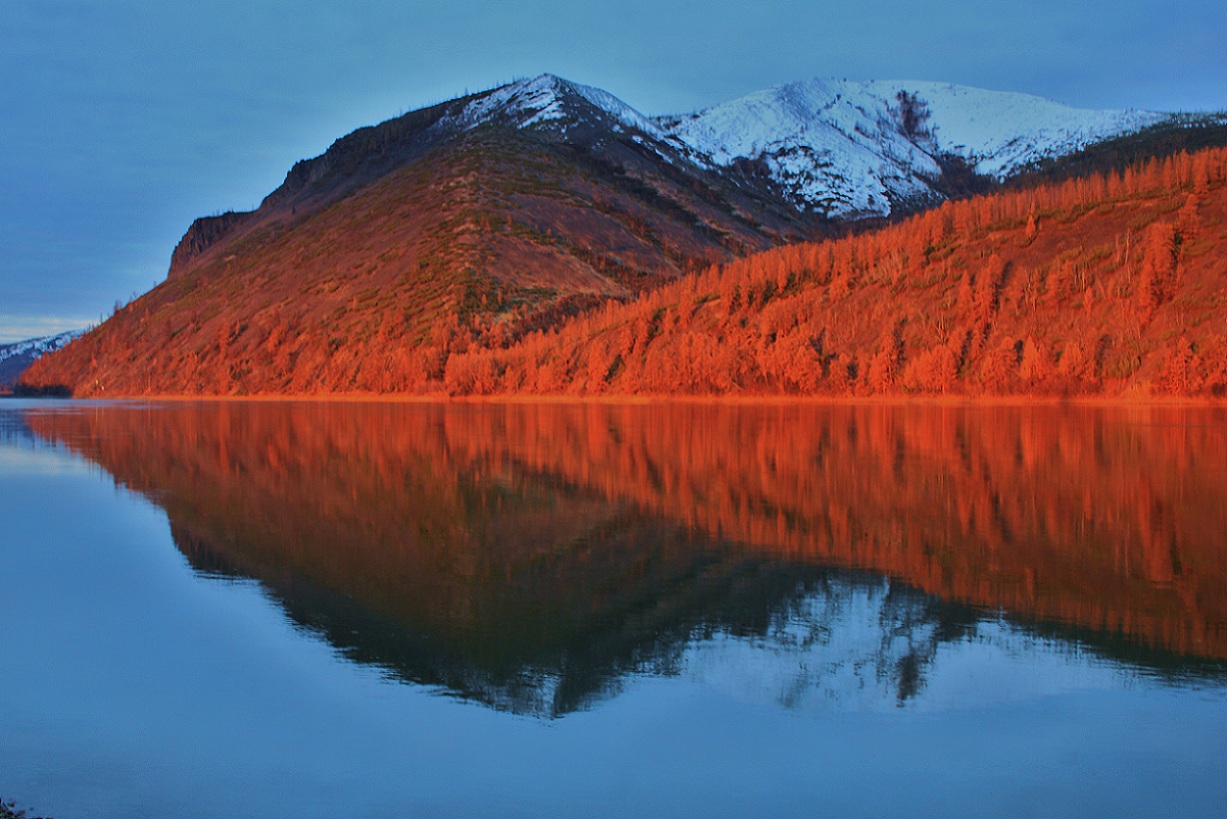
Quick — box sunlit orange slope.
[20,118,818,398]
[21,147,1227,398]
[447,148,1227,398]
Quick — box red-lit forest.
[444,147,1227,398]
[20,146,1227,399]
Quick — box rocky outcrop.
[167,210,254,277]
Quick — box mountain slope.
[167,74,783,283]
[439,147,1227,398]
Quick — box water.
[2,399,1225,818]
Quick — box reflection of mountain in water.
[0,405,35,444]
[181,514,982,715]
[25,401,1227,715]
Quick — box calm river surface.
[1,399,1225,819]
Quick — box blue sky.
[2,0,1225,342]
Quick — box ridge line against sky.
[2,0,1225,343]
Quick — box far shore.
[5,390,1225,408]
[0,797,49,819]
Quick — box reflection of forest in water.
[17,401,1227,715]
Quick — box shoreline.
[0,798,48,819]
[5,391,1226,408]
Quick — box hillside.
[439,147,1227,398]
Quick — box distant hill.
[19,74,1225,398]
[1011,114,1227,185]
[0,330,81,392]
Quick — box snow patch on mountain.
[860,80,1166,176]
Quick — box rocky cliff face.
[167,210,254,275]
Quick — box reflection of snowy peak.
[680,574,1126,714]
[659,78,1166,218]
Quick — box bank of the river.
[9,390,1227,408]
[1,797,50,819]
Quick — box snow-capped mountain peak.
[455,74,667,139]
[659,78,1168,218]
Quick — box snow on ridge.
[405,72,1175,220]
[456,74,571,128]
[0,330,82,362]
[559,77,668,138]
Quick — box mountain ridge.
[19,74,1226,398]
[438,146,1227,398]
[168,73,1179,277]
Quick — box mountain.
[0,330,82,391]
[166,73,815,286]
[24,74,837,397]
[19,74,1221,397]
